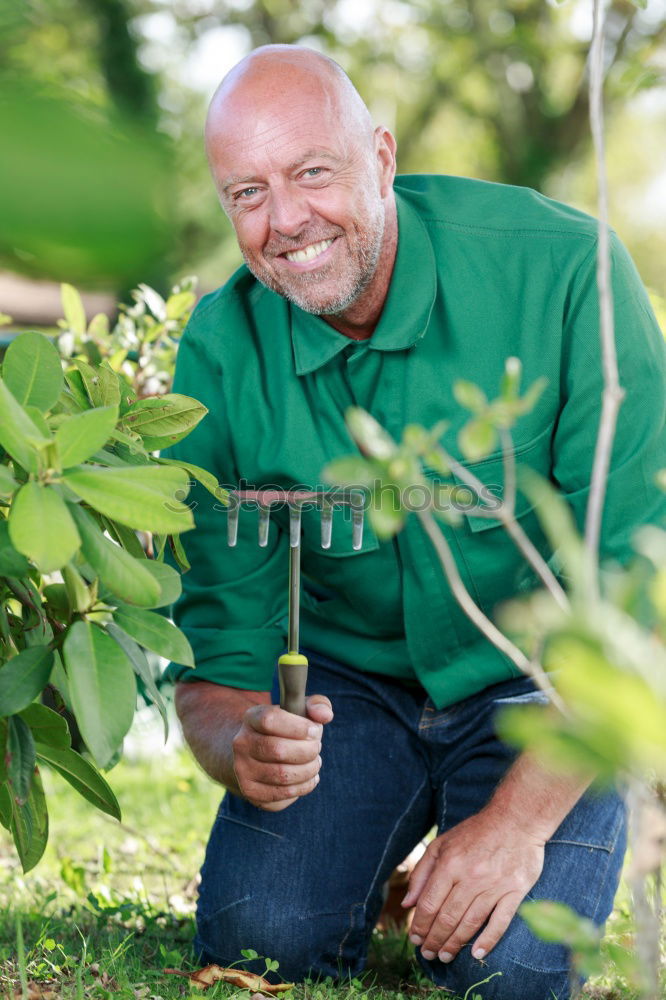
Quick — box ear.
[374,126,397,199]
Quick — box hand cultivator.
[227,489,365,717]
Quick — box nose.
[268,185,311,238]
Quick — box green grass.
[0,709,653,1000]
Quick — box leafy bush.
[0,282,222,872]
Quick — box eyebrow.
[222,149,341,195]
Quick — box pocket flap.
[449,426,552,533]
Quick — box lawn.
[0,703,650,1000]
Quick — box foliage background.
[1,0,665,304]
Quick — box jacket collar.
[290,190,437,376]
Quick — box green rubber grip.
[278,652,309,717]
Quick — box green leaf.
[518,469,586,589]
[24,405,53,438]
[106,623,168,741]
[0,646,54,716]
[0,783,11,829]
[0,520,31,576]
[42,583,71,621]
[87,312,109,339]
[34,742,120,819]
[0,379,51,474]
[515,376,548,415]
[500,357,522,401]
[458,418,497,461]
[64,368,90,411]
[166,289,196,320]
[345,407,397,460]
[62,563,91,613]
[140,559,182,608]
[520,901,600,950]
[68,503,161,607]
[63,620,136,769]
[168,532,190,572]
[54,406,119,468]
[0,466,18,497]
[10,766,49,872]
[63,464,194,535]
[123,394,207,441]
[9,482,81,573]
[112,606,194,666]
[155,457,223,499]
[138,283,167,321]
[3,332,64,412]
[73,360,121,409]
[323,456,376,488]
[61,284,87,335]
[101,517,146,558]
[6,715,36,804]
[19,703,71,749]
[453,379,488,415]
[368,487,406,539]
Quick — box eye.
[234,186,260,200]
[301,167,326,179]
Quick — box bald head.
[203,44,398,330]
[206,45,374,156]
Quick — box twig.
[416,506,567,714]
[443,449,569,612]
[584,0,626,594]
[626,780,661,1000]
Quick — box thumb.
[306,695,334,725]
[401,847,437,907]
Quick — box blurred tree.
[0,0,171,290]
[2,0,664,291]
[156,0,666,190]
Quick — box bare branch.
[416,506,567,714]
[438,447,569,612]
[584,0,626,594]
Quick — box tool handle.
[278,652,309,717]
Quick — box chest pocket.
[449,424,553,534]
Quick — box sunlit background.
[1,0,665,320]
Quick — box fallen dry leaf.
[11,984,57,1000]
[164,965,293,994]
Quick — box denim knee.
[418,939,574,1000]
[195,894,370,983]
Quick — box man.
[165,45,665,1000]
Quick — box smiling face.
[205,48,397,325]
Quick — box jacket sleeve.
[551,233,666,566]
[161,312,288,689]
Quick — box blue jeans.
[194,652,626,1000]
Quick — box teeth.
[285,238,334,263]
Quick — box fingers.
[232,696,331,809]
[418,887,495,961]
[402,844,439,909]
[242,771,322,811]
[306,695,334,725]
[415,888,523,963]
[245,703,323,740]
[469,892,523,960]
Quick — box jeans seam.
[336,775,429,960]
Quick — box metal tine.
[320,498,333,549]
[351,494,364,550]
[289,502,302,548]
[258,502,271,547]
[227,497,240,547]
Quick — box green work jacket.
[163,174,666,708]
